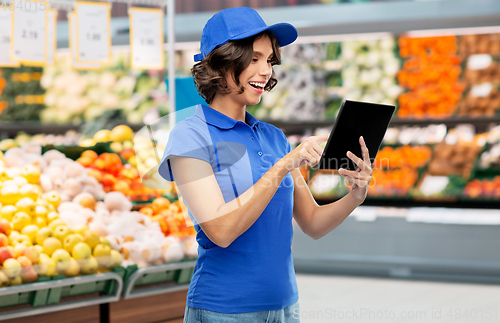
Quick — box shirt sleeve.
[158,121,211,182]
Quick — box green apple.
[100,237,112,248]
[21,224,39,244]
[42,237,62,256]
[48,219,65,231]
[11,234,32,247]
[33,217,47,229]
[72,242,91,260]
[64,258,80,277]
[11,212,31,231]
[9,276,22,286]
[54,225,72,242]
[34,245,43,255]
[15,197,37,216]
[73,225,88,235]
[44,191,61,209]
[36,227,53,245]
[110,250,123,268]
[79,256,98,275]
[0,205,17,221]
[47,212,59,223]
[36,254,56,276]
[63,234,83,253]
[34,205,48,219]
[93,244,111,268]
[83,230,100,250]
[0,270,9,287]
[3,258,21,279]
[51,249,71,272]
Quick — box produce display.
[463,176,500,199]
[397,36,464,118]
[0,67,45,121]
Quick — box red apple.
[0,233,8,247]
[0,219,12,236]
[0,246,14,265]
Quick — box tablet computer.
[318,100,395,170]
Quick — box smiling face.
[223,35,275,108]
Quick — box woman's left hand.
[338,136,373,204]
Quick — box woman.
[158,7,373,323]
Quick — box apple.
[17,255,32,267]
[110,250,123,268]
[23,246,40,264]
[3,258,21,279]
[79,256,98,275]
[18,185,39,203]
[83,230,100,250]
[44,191,61,209]
[93,244,111,268]
[0,205,17,221]
[33,217,47,229]
[21,224,39,244]
[15,197,37,216]
[0,218,12,236]
[64,258,80,277]
[54,225,72,242]
[0,185,20,205]
[9,276,22,286]
[13,243,27,257]
[22,164,41,184]
[100,237,112,248]
[34,205,48,219]
[20,266,38,283]
[73,224,88,235]
[12,212,31,231]
[0,233,8,247]
[47,212,59,223]
[48,219,65,231]
[0,270,9,287]
[36,227,53,245]
[11,234,32,247]
[63,234,83,253]
[8,231,20,243]
[0,246,14,265]
[36,254,56,276]
[42,237,62,257]
[51,249,71,272]
[72,242,91,260]
[34,245,43,255]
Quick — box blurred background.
[0,0,500,322]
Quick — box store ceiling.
[55,0,500,48]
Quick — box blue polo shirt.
[158,104,298,313]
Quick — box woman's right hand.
[281,135,330,171]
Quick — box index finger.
[360,136,371,165]
[315,134,329,144]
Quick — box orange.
[87,169,103,183]
[81,150,98,161]
[138,207,153,216]
[79,196,96,210]
[152,197,171,214]
[76,156,93,167]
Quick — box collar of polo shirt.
[195,104,260,130]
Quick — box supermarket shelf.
[122,261,196,300]
[0,272,123,321]
[2,115,500,138]
[292,215,500,284]
[54,0,500,47]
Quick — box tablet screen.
[318,100,395,171]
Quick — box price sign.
[11,0,48,66]
[0,10,20,67]
[46,9,56,65]
[129,8,164,70]
[75,1,110,64]
[68,12,100,70]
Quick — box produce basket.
[121,259,196,300]
[0,269,124,321]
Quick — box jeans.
[183,301,300,323]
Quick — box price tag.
[46,9,56,65]
[68,12,100,70]
[75,1,110,64]
[11,0,49,66]
[129,8,164,70]
[0,10,20,67]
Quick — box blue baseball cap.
[194,7,298,62]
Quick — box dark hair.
[192,31,281,104]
